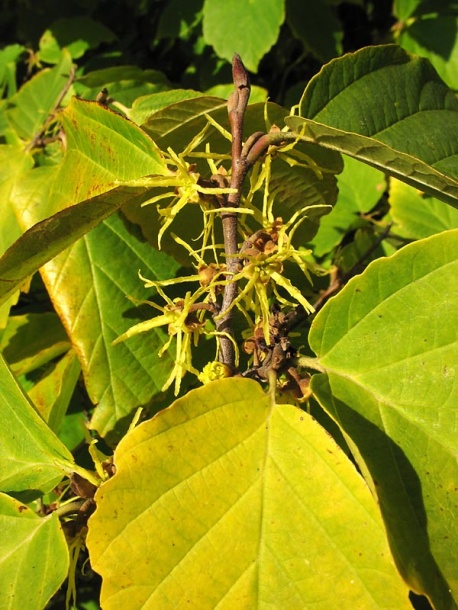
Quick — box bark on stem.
[216,55,251,367]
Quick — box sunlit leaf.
[0,492,69,610]
[398,14,458,89]
[393,0,423,21]
[52,96,168,212]
[0,353,73,498]
[310,156,386,257]
[5,51,74,141]
[390,179,458,239]
[0,184,157,306]
[42,212,180,443]
[310,229,458,608]
[88,378,410,609]
[28,349,81,434]
[0,44,25,98]
[203,0,285,72]
[0,144,34,320]
[287,45,458,208]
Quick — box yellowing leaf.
[310,229,458,607]
[87,378,410,609]
[0,353,73,497]
[0,492,69,610]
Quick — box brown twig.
[216,54,251,367]
[313,222,394,314]
[286,222,394,336]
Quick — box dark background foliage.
[0,0,397,105]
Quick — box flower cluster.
[113,115,327,394]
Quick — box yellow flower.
[217,216,316,342]
[198,361,232,384]
[113,291,208,395]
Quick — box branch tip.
[232,54,250,90]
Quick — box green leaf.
[87,378,410,609]
[0,144,34,319]
[156,0,204,40]
[398,15,458,89]
[5,51,74,141]
[54,96,168,209]
[142,95,226,144]
[309,230,458,607]
[202,0,285,72]
[0,96,170,305]
[287,45,458,208]
[28,349,81,434]
[0,312,70,376]
[128,90,204,125]
[310,156,386,257]
[393,0,423,21]
[205,83,268,104]
[335,227,387,275]
[390,179,458,239]
[41,212,180,443]
[38,17,116,63]
[0,184,156,306]
[75,66,171,107]
[267,150,340,242]
[0,44,25,97]
[0,146,34,251]
[286,0,343,63]
[0,352,73,498]
[0,492,69,610]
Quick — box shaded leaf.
[88,378,410,609]
[28,349,81,434]
[287,45,458,208]
[142,95,226,144]
[75,66,171,107]
[286,0,343,63]
[0,492,69,610]
[203,0,285,72]
[389,179,458,239]
[0,312,70,376]
[38,17,116,63]
[398,15,458,89]
[156,0,204,40]
[268,153,340,243]
[0,352,73,497]
[310,229,458,607]
[310,156,386,257]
